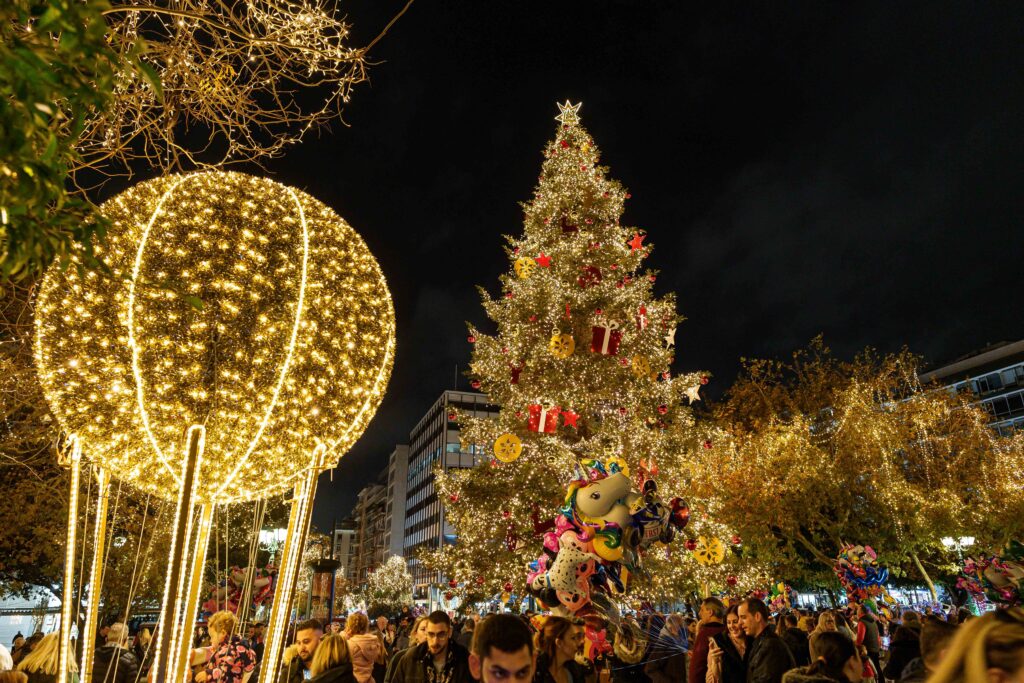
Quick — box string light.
[34,171,396,504]
[57,437,81,683]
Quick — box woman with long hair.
[707,605,750,683]
[808,611,838,660]
[310,635,356,683]
[533,616,587,683]
[196,611,256,683]
[15,633,72,683]
[782,632,861,683]
[926,608,1024,683]
[344,614,384,683]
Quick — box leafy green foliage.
[0,0,153,280]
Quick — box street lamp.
[941,536,975,559]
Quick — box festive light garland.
[34,171,396,503]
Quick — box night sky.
[260,2,1024,528]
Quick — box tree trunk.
[910,551,938,602]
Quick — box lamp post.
[941,535,976,560]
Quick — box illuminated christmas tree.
[423,102,710,605]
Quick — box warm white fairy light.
[34,171,396,504]
[57,437,81,683]
[81,467,110,683]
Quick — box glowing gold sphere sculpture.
[35,171,395,503]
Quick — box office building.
[331,518,357,580]
[351,475,387,587]
[920,339,1024,435]
[384,445,410,559]
[402,390,498,603]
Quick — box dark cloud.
[296,1,1024,526]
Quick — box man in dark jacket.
[690,599,728,683]
[855,604,881,680]
[779,615,809,667]
[738,599,794,683]
[279,618,324,683]
[391,611,471,683]
[93,623,140,683]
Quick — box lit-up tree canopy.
[35,171,395,503]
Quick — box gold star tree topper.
[555,100,582,126]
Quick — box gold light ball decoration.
[35,171,396,503]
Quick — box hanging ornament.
[476,576,486,585]
[657,404,668,415]
[447,410,457,421]
[591,319,622,355]
[727,575,738,587]
[549,330,576,359]
[535,252,552,268]
[527,401,561,433]
[503,581,514,593]
[445,591,454,601]
[561,409,580,429]
[493,433,523,462]
[471,380,482,389]
[631,355,651,378]
[467,334,477,343]
[449,494,460,503]
[685,385,702,404]
[448,579,458,588]
[694,537,726,565]
[731,535,742,545]
[684,538,698,551]
[577,265,602,288]
[514,257,536,279]
[702,440,713,450]
[502,510,511,518]
[627,232,646,251]
[701,375,710,385]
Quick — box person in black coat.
[310,635,357,683]
[738,600,794,683]
[779,616,810,668]
[882,625,921,682]
[93,624,140,683]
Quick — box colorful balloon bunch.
[957,541,1024,608]
[526,459,689,618]
[833,543,895,613]
[201,564,277,615]
[767,582,796,614]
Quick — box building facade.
[402,390,498,603]
[351,476,388,588]
[919,340,1024,435]
[384,445,410,559]
[331,518,357,580]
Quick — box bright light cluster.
[35,171,395,503]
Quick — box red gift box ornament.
[590,320,622,355]
[637,305,648,331]
[527,401,561,433]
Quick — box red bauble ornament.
[701,376,710,385]
[449,494,460,503]
[649,275,657,283]
[502,510,511,519]
[513,247,520,254]
[703,440,713,450]
[444,592,454,601]
[657,405,668,415]
[467,334,477,343]
[685,538,698,551]
[448,579,458,588]
[503,582,514,593]
[731,535,742,545]
[616,281,624,289]
[609,264,618,271]
[447,411,457,421]
[502,347,509,354]
[470,380,481,389]
[727,575,738,587]
[595,308,603,315]
[529,315,537,322]
[662,372,672,380]
[560,140,569,148]
[619,357,629,366]
[476,576,486,585]
[505,292,514,299]
[625,193,632,199]
[618,407,628,415]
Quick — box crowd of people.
[0,599,1021,683]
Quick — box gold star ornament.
[555,100,582,126]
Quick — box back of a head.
[926,609,1024,683]
[310,634,349,677]
[805,632,857,680]
[902,610,921,628]
[784,614,798,628]
[107,623,128,646]
[346,613,369,635]
[17,633,65,676]
[920,617,960,668]
[472,614,532,661]
[209,610,239,638]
